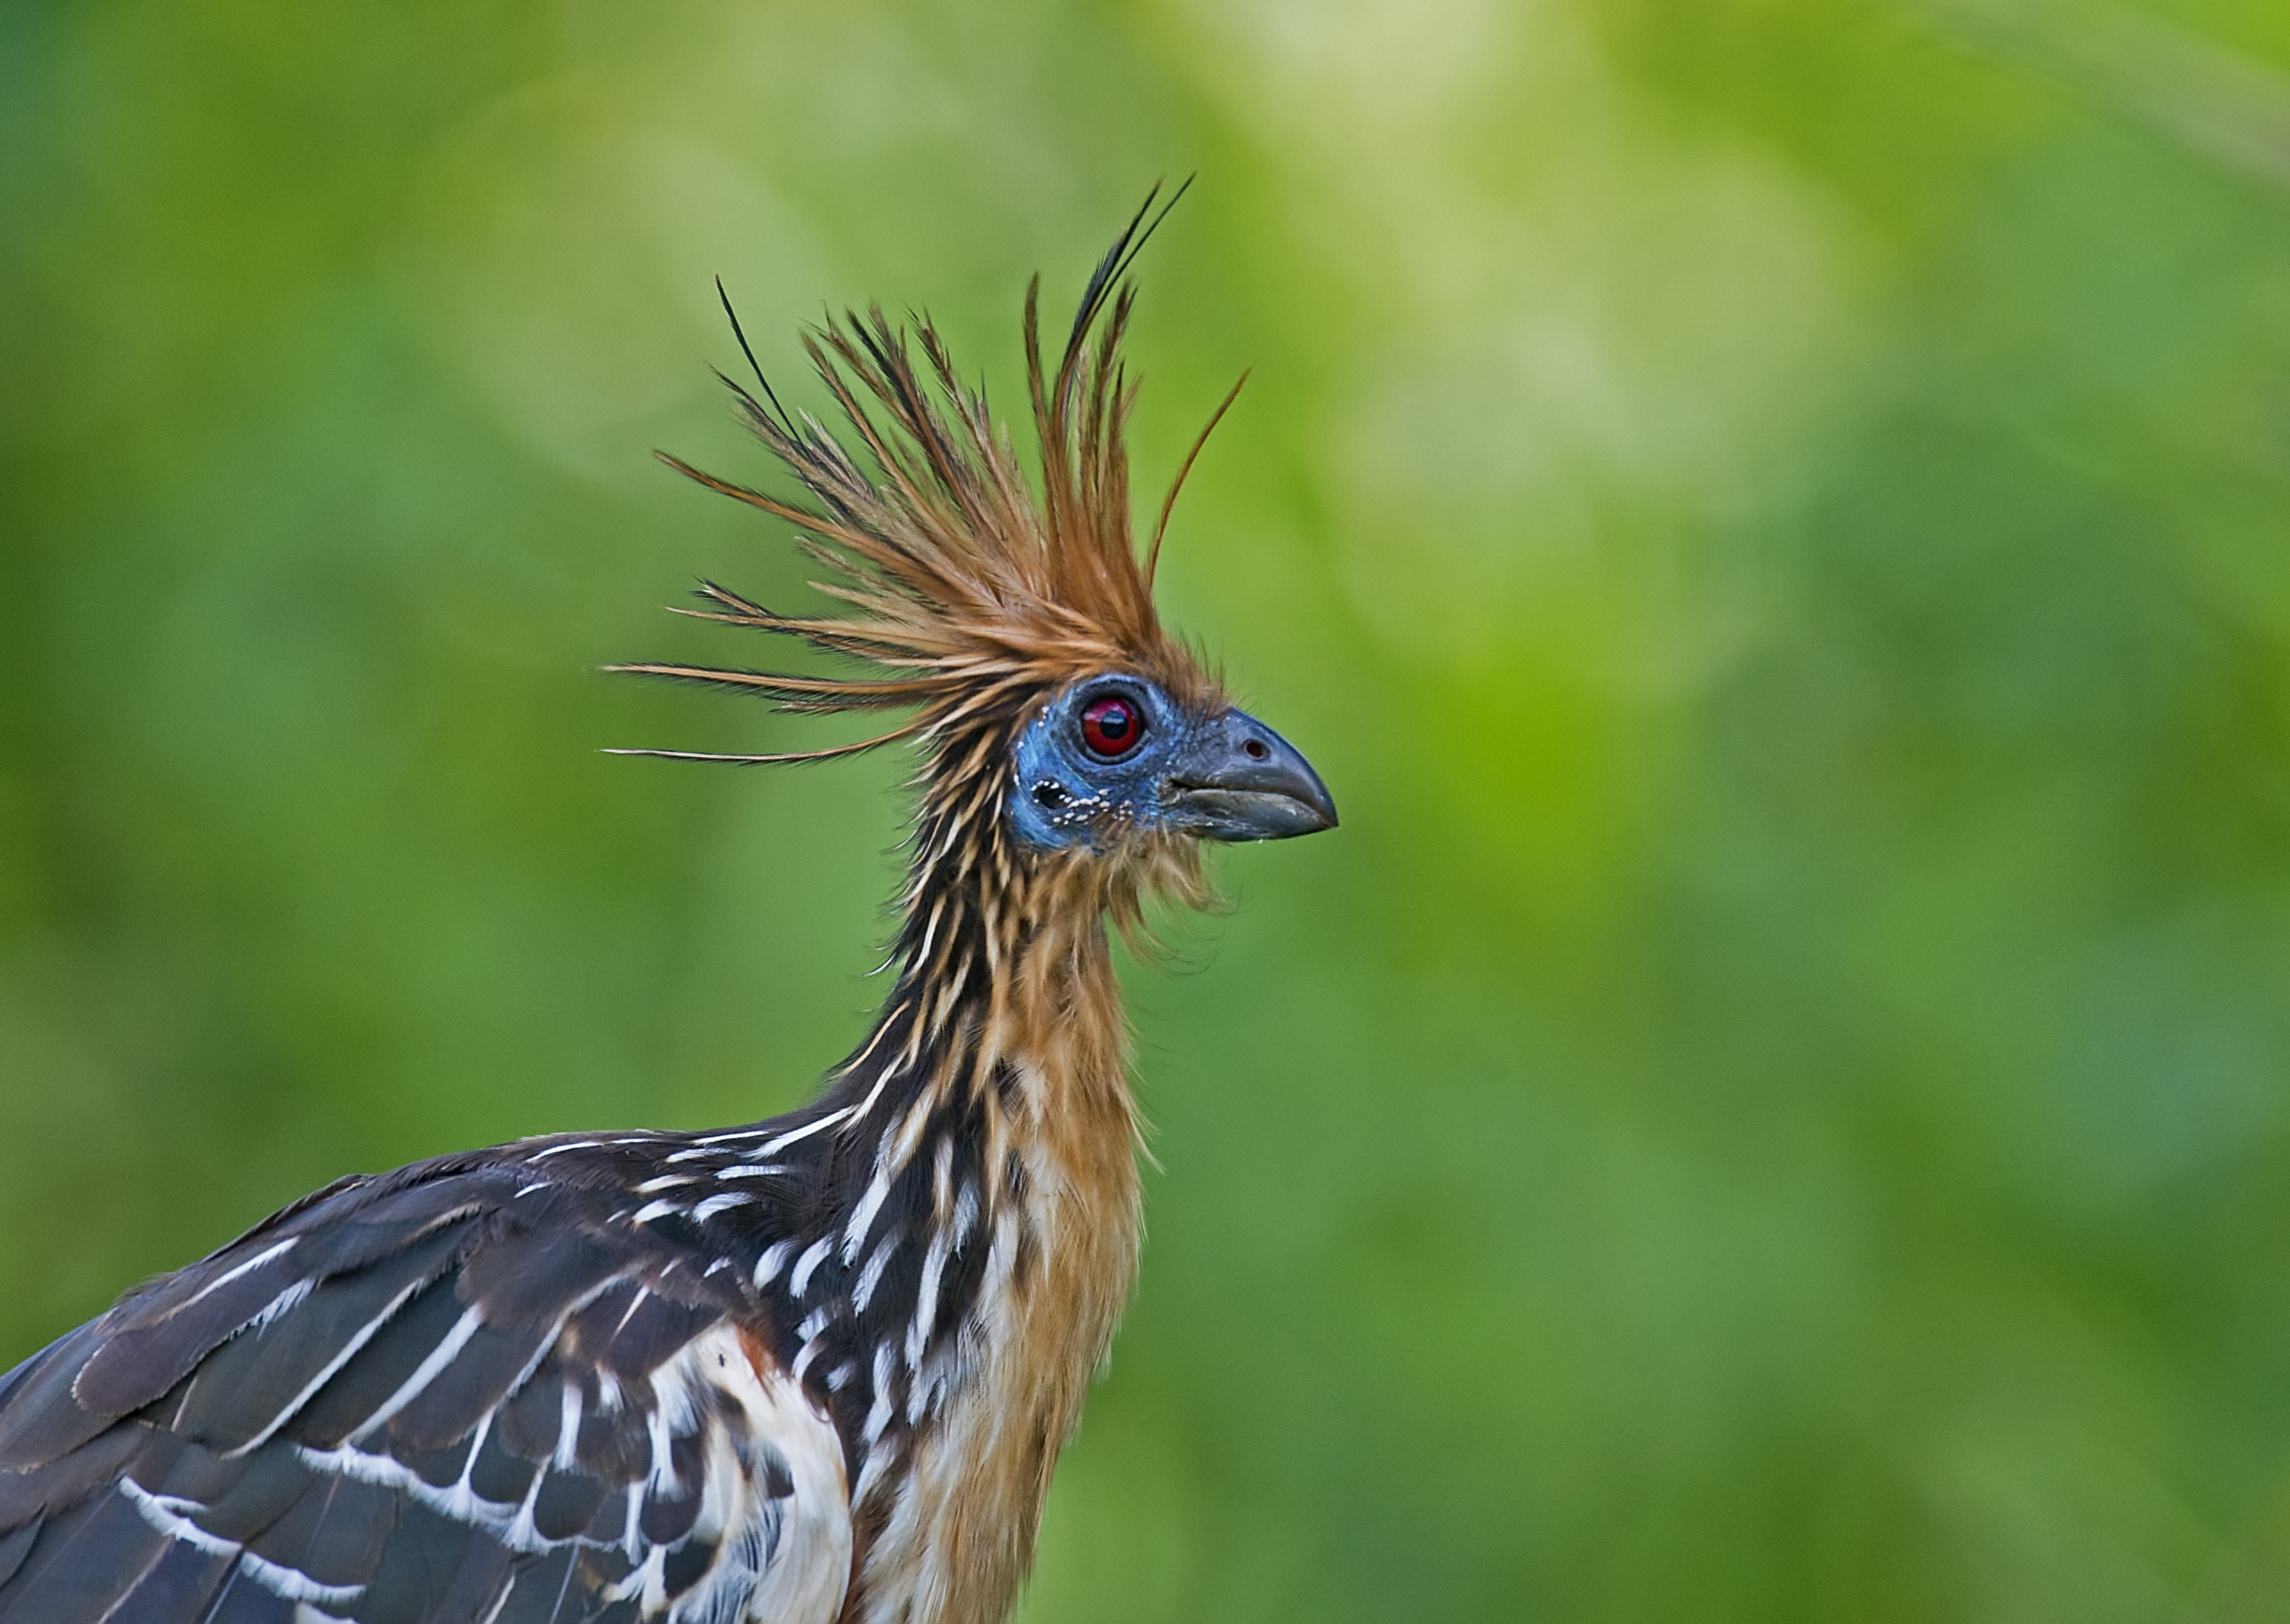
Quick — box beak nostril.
[1170,708,1336,839]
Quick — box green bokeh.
[9,0,2290,1616]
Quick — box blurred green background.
[7,0,2290,1617]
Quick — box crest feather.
[611,184,1227,765]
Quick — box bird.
[0,191,1336,1624]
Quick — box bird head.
[1004,671,1334,853]
[612,190,1335,927]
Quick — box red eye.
[1080,695,1144,758]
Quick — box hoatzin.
[0,195,1335,1622]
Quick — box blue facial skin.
[1007,675,1340,852]
[1008,677,1194,852]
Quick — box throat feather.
[801,817,1142,1624]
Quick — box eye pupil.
[1080,696,1144,758]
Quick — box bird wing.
[0,1159,852,1624]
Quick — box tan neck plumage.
[847,872,1145,1624]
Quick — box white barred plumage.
[0,189,1335,1624]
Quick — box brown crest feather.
[609,187,1229,769]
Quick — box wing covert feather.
[0,1160,853,1623]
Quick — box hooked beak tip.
[1167,709,1338,843]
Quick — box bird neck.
[828,835,1139,1169]
[819,821,1147,1624]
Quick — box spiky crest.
[608,183,1225,780]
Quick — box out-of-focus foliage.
[8,0,2290,1615]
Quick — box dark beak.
[1165,708,1339,842]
